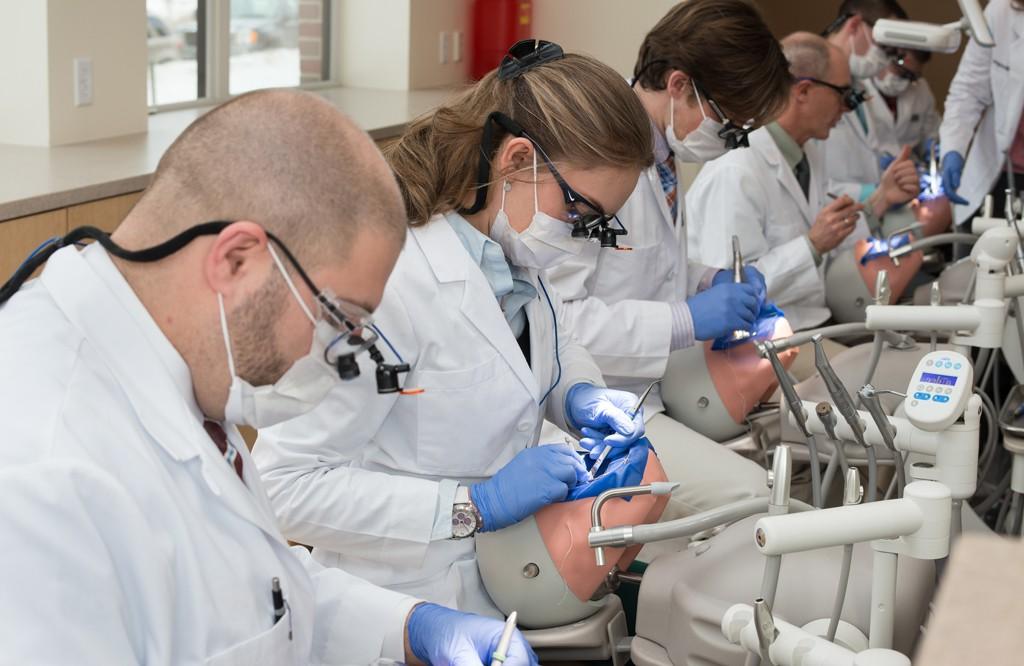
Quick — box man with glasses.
[0,90,537,664]
[867,49,942,168]
[820,0,921,215]
[688,32,916,332]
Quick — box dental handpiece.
[759,341,810,438]
[753,597,778,666]
[732,235,751,341]
[858,385,906,498]
[589,379,660,479]
[812,335,867,448]
[857,385,897,450]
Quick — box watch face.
[452,506,477,538]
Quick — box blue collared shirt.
[445,213,537,338]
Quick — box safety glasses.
[892,56,920,82]
[693,81,753,149]
[796,76,867,111]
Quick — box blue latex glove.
[407,603,539,666]
[688,278,759,341]
[879,152,896,172]
[565,384,646,458]
[859,234,911,265]
[940,151,968,205]
[712,265,767,310]
[470,445,588,532]
[711,302,786,351]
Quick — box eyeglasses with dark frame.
[891,56,920,82]
[795,76,867,111]
[692,81,753,149]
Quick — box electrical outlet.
[74,57,93,107]
[438,31,448,64]
[452,30,463,62]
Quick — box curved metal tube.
[890,232,979,259]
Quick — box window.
[146,0,203,107]
[148,0,332,110]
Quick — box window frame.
[148,0,339,114]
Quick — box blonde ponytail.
[385,55,653,225]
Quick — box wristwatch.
[451,486,483,539]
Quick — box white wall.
[335,0,411,89]
[0,0,148,147]
[532,0,678,78]
[0,2,51,146]
[336,0,469,90]
[408,0,470,89]
[46,0,148,145]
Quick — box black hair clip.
[498,39,565,81]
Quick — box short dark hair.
[633,0,791,126]
[825,0,908,35]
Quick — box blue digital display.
[920,372,957,386]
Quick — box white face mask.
[487,151,589,270]
[219,245,341,428]
[873,72,910,98]
[665,81,731,163]
[849,39,889,80]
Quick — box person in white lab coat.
[544,0,791,519]
[818,0,920,218]
[0,91,536,665]
[687,33,918,330]
[940,0,1024,225]
[868,49,941,163]
[254,44,651,617]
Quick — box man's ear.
[664,69,691,99]
[203,221,269,297]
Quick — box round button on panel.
[926,360,933,366]
[911,400,919,407]
[925,386,933,393]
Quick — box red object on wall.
[470,0,533,81]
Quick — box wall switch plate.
[438,31,448,64]
[452,30,463,62]
[74,57,93,107]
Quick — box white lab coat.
[940,0,1024,225]
[254,213,604,616]
[544,159,711,415]
[865,77,941,159]
[687,126,862,331]
[817,104,882,202]
[0,244,416,665]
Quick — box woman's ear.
[494,136,535,181]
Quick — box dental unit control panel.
[905,351,973,431]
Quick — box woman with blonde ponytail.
[254,41,655,617]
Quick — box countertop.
[0,86,460,222]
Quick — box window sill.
[0,85,461,222]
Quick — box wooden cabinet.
[0,209,68,283]
[67,191,143,234]
[0,192,142,285]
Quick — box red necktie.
[204,420,245,482]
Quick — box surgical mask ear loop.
[217,292,238,378]
[533,149,540,213]
[267,243,317,326]
[691,79,709,122]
